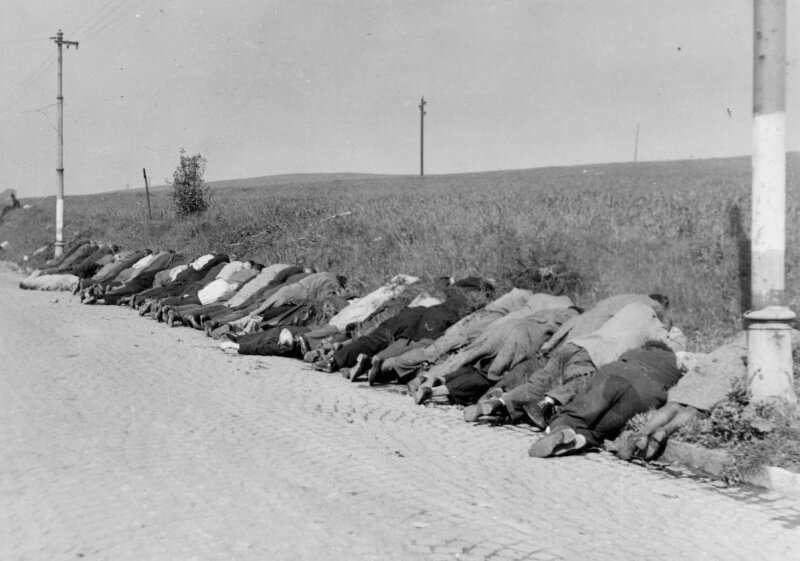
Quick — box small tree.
[170,148,209,216]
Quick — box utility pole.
[50,29,79,258]
[419,96,426,176]
[745,0,795,404]
[143,168,152,220]
[633,123,640,162]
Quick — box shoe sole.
[349,354,369,382]
[528,428,575,458]
[367,358,382,386]
[414,386,432,405]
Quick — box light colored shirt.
[251,272,340,315]
[328,274,419,331]
[197,266,257,305]
[225,264,289,308]
[407,293,442,308]
[216,261,246,281]
[190,254,215,270]
[198,279,235,305]
[570,302,685,368]
[542,294,665,353]
[131,254,156,270]
[169,264,188,280]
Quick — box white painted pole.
[745,0,795,404]
[54,30,65,258]
[50,29,78,258]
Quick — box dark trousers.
[237,326,309,357]
[102,272,159,305]
[550,370,668,447]
[333,326,394,368]
[501,343,595,423]
[159,293,202,308]
[175,303,226,324]
[444,365,493,405]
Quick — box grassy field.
[3,154,799,351]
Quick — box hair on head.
[641,339,674,353]
[648,293,670,308]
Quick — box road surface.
[1,264,799,560]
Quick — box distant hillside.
[105,152,800,197]
[140,172,398,194]
[206,172,397,189]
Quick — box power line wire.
[74,0,124,35]
[0,37,50,45]
[0,1,120,108]
[1,0,140,110]
[0,103,57,114]
[82,0,134,38]
[0,58,56,109]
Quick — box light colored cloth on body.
[169,264,188,280]
[224,264,290,309]
[569,302,686,370]
[327,274,419,332]
[190,254,215,271]
[420,302,576,382]
[407,293,442,308]
[542,294,666,354]
[382,291,573,378]
[197,266,259,306]
[249,272,340,315]
[215,261,246,282]
[20,273,79,291]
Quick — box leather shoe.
[414,386,433,405]
[349,353,370,382]
[312,356,339,373]
[406,376,423,395]
[528,427,586,458]
[367,357,383,386]
[463,398,503,422]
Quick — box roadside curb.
[664,440,800,498]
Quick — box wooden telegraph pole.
[419,96,427,176]
[143,168,152,220]
[50,29,79,258]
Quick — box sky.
[1,0,799,197]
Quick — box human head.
[641,339,674,354]
[452,276,495,298]
[433,276,454,294]
[648,293,670,309]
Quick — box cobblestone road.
[2,267,799,560]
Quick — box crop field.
[3,154,800,350]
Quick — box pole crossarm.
[50,29,79,49]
